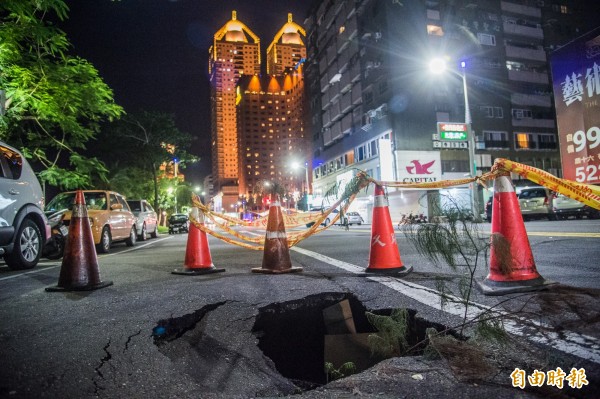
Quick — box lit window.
[339,26,346,35]
[427,25,444,36]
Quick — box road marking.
[0,236,173,281]
[291,246,600,364]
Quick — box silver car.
[552,193,587,220]
[0,142,51,269]
[518,187,556,221]
[126,199,158,240]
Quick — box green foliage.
[365,308,409,357]
[0,0,123,189]
[324,362,356,382]
[402,195,492,337]
[475,317,508,344]
[95,111,195,209]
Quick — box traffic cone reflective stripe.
[365,185,412,275]
[252,194,302,274]
[46,190,113,292]
[173,208,225,275]
[477,173,554,295]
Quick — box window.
[427,25,444,36]
[483,130,509,149]
[481,106,503,118]
[512,108,532,119]
[477,33,496,46]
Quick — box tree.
[0,0,123,189]
[95,111,195,211]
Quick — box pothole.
[252,292,456,390]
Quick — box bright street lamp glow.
[428,58,447,74]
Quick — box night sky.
[61,0,312,186]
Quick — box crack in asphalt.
[123,330,142,353]
[153,301,228,344]
[93,339,112,395]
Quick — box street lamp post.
[461,61,481,222]
[292,161,310,210]
[430,58,480,221]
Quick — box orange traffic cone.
[365,185,412,275]
[252,194,302,274]
[172,207,225,275]
[46,190,113,291]
[477,172,555,295]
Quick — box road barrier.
[365,185,412,276]
[252,194,302,274]
[477,172,555,295]
[46,190,113,292]
[172,207,225,276]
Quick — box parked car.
[346,211,364,225]
[0,142,51,269]
[127,199,158,240]
[168,213,189,234]
[517,187,556,221]
[552,193,587,220]
[45,190,137,253]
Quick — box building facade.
[209,11,307,212]
[304,0,596,222]
[209,11,260,210]
[237,69,307,207]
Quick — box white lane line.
[291,246,600,364]
[0,236,173,281]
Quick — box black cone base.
[46,280,113,292]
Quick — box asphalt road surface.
[0,219,598,398]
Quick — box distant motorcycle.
[43,209,69,260]
[397,212,427,229]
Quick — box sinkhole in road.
[252,292,454,390]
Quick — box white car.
[127,199,158,240]
[0,142,51,269]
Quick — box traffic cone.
[252,193,302,274]
[172,207,225,275]
[365,185,412,275]
[477,172,555,295]
[46,190,113,291]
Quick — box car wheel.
[324,218,330,226]
[97,226,112,253]
[140,223,147,241]
[125,226,137,247]
[548,213,557,221]
[150,224,158,238]
[5,219,42,270]
[358,222,362,225]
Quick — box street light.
[292,161,311,210]
[429,57,480,221]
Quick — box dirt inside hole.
[252,292,455,390]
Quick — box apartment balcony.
[484,140,510,149]
[507,69,549,84]
[350,62,361,83]
[511,118,555,128]
[330,100,342,122]
[321,90,330,110]
[505,45,546,62]
[500,1,541,18]
[322,109,332,127]
[351,84,362,104]
[341,113,353,134]
[331,121,342,142]
[503,22,543,40]
[511,93,552,107]
[340,91,352,113]
[538,141,558,150]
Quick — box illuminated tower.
[237,65,307,199]
[266,13,307,75]
[209,11,260,205]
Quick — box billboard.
[395,150,442,184]
[550,27,600,184]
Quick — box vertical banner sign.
[378,138,394,181]
[550,27,600,184]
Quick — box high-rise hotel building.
[209,11,307,211]
[209,11,260,206]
